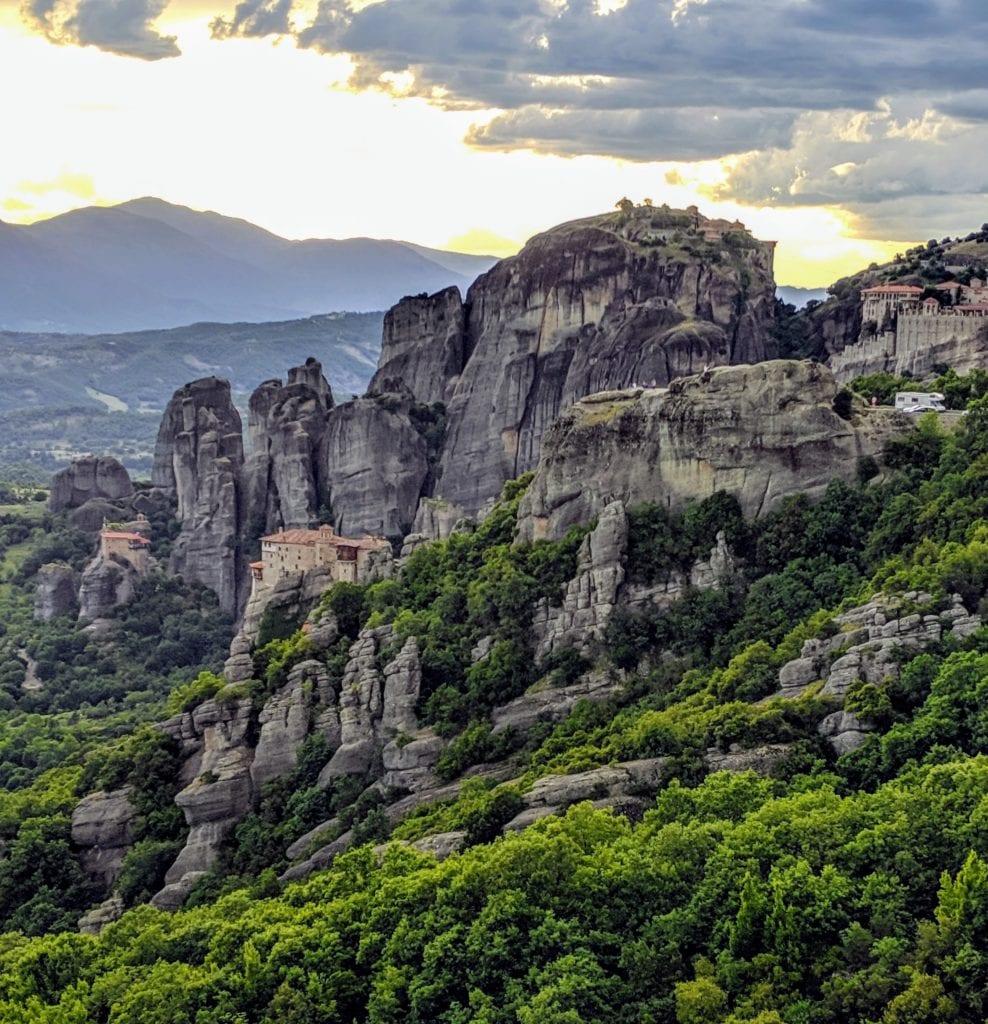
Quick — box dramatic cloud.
[467,107,798,162]
[21,0,180,60]
[719,100,988,236]
[284,0,988,231]
[210,0,293,40]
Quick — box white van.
[894,391,946,413]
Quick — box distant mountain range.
[777,285,829,308]
[0,313,384,479]
[0,198,498,333]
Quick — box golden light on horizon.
[0,2,915,287]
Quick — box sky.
[2,0,986,287]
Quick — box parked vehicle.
[894,391,946,413]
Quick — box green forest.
[0,381,985,1022]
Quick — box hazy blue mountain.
[777,285,829,307]
[0,199,498,333]
[0,312,383,478]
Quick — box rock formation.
[380,638,443,792]
[71,788,138,888]
[830,320,988,383]
[75,207,780,608]
[317,624,391,783]
[432,209,778,516]
[251,659,339,789]
[34,563,78,620]
[153,694,255,910]
[48,455,133,514]
[148,613,440,910]
[321,396,429,538]
[369,286,465,404]
[517,361,906,541]
[533,504,740,662]
[533,501,627,660]
[777,591,981,703]
[77,554,141,621]
[490,670,623,737]
[244,358,334,535]
[400,498,471,559]
[152,377,245,615]
[776,590,981,753]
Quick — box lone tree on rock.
[615,197,634,214]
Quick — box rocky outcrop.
[500,744,790,834]
[776,591,981,702]
[241,565,335,644]
[369,287,465,404]
[400,497,470,558]
[517,361,906,541]
[532,500,738,663]
[153,695,255,908]
[150,622,443,908]
[34,563,78,620]
[78,896,125,935]
[152,377,245,615]
[314,630,443,789]
[322,396,429,538]
[283,736,794,879]
[490,670,624,736]
[77,554,140,621]
[48,455,133,514]
[533,501,627,660]
[71,788,138,888]
[244,358,334,536]
[380,638,443,792]
[223,632,255,684]
[703,743,793,774]
[251,659,340,788]
[817,710,875,756]
[317,625,389,783]
[434,209,778,515]
[791,291,863,363]
[502,758,670,833]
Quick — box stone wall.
[830,315,988,382]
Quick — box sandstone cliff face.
[48,455,133,514]
[776,590,981,754]
[34,563,78,620]
[148,608,440,910]
[71,788,138,888]
[244,358,334,535]
[518,361,905,541]
[369,287,465,404]
[322,397,429,538]
[77,554,141,621]
[152,377,244,615]
[431,211,777,515]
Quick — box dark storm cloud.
[467,106,799,162]
[21,0,180,59]
[294,0,987,120]
[210,0,293,39]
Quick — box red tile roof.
[102,531,150,545]
[861,285,923,294]
[261,528,387,550]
